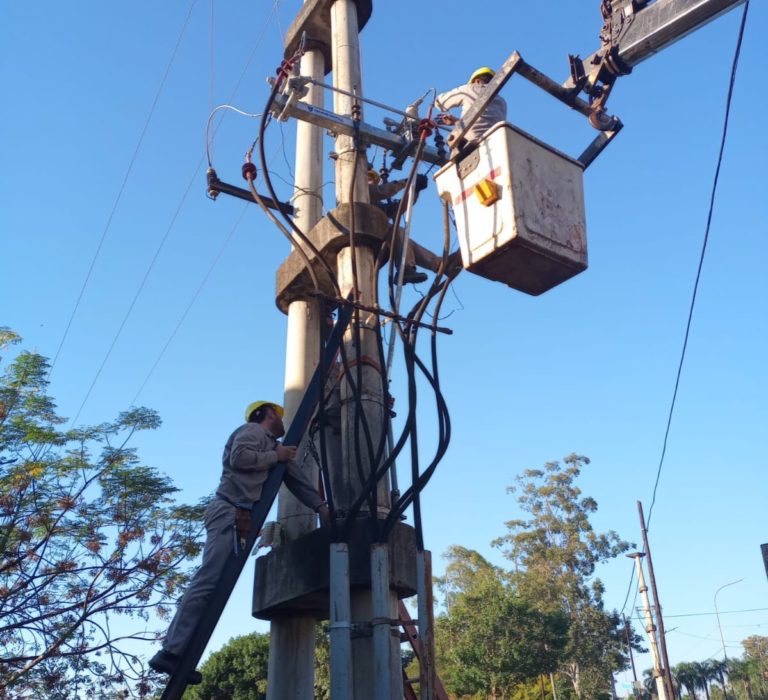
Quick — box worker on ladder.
[436,66,508,146]
[148,401,330,683]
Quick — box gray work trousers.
[163,497,236,655]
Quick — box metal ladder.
[399,600,450,700]
[160,301,352,700]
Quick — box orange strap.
[338,355,382,381]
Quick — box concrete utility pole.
[252,3,417,700]
[330,2,398,697]
[628,553,668,700]
[637,501,675,700]
[267,13,326,697]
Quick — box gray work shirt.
[217,422,323,510]
[436,82,507,144]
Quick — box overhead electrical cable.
[646,0,750,530]
[619,1,749,617]
[48,0,198,377]
[70,159,205,426]
[632,606,768,620]
[74,5,285,415]
[131,204,249,405]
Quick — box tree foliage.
[184,632,270,700]
[0,331,205,697]
[491,454,640,699]
[435,546,568,698]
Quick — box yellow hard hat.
[367,168,380,185]
[245,401,284,422]
[469,66,495,83]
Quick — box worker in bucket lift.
[436,66,507,146]
[148,401,330,683]
[367,167,436,284]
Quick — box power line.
[48,0,198,376]
[646,1,750,530]
[131,204,249,405]
[619,3,749,617]
[70,4,286,422]
[69,158,206,426]
[630,607,768,620]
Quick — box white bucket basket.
[435,122,588,295]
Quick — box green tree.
[707,659,729,700]
[727,658,755,700]
[674,661,700,699]
[184,632,270,700]
[492,454,639,699]
[0,331,205,697]
[314,622,330,700]
[435,546,568,699]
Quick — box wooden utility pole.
[638,501,675,699]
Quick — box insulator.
[242,162,257,181]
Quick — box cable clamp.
[329,621,353,630]
[370,616,400,627]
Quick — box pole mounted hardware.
[269,92,448,169]
[206,167,295,215]
[159,298,354,700]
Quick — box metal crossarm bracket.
[270,93,448,169]
[206,168,295,215]
[160,298,354,700]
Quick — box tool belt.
[216,492,255,555]
[235,507,252,542]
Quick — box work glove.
[415,173,428,193]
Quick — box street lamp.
[714,577,745,700]
[714,578,745,662]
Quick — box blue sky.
[2,0,766,688]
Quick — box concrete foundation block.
[252,521,418,620]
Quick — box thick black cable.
[244,167,323,294]
[257,65,341,297]
[346,137,381,527]
[383,340,452,530]
[381,290,456,530]
[49,0,198,377]
[376,195,457,540]
[619,567,638,618]
[386,281,456,542]
[351,144,431,538]
[646,1,749,531]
